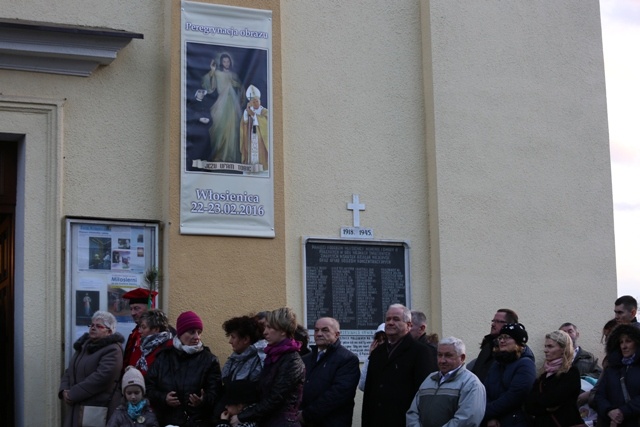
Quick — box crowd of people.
[57,290,640,427]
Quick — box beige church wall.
[422,0,616,363]
[1,1,169,425]
[166,0,286,362]
[1,0,167,219]
[280,1,432,326]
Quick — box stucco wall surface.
[1,0,167,220]
[281,0,432,322]
[424,0,616,360]
[1,1,168,425]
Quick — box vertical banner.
[181,1,274,237]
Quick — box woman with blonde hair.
[234,307,305,427]
[525,330,584,426]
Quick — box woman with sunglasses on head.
[483,323,536,427]
[59,311,125,427]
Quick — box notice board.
[303,238,410,360]
[64,218,160,365]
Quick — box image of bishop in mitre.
[239,84,269,172]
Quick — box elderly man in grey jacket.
[406,336,486,427]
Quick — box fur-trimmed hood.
[73,332,125,354]
[606,324,640,354]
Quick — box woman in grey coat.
[59,311,124,427]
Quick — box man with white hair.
[406,336,486,427]
[362,304,436,427]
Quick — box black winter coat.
[237,350,305,427]
[524,367,584,427]
[472,334,498,384]
[300,340,360,427]
[146,345,222,427]
[593,324,640,427]
[361,334,436,427]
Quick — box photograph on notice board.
[76,290,100,326]
[111,250,131,270]
[108,285,134,321]
[88,237,112,270]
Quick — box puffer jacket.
[146,345,222,427]
[59,332,125,427]
[237,350,305,427]
[106,401,159,427]
[484,351,536,427]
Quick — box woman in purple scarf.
[234,307,305,427]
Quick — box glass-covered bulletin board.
[64,218,160,365]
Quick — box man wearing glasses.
[469,308,521,384]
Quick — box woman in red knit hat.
[146,311,222,426]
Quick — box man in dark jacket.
[559,322,601,377]
[298,317,360,427]
[361,304,437,427]
[410,310,437,349]
[470,308,519,384]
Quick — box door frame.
[0,96,63,426]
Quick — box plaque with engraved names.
[303,238,410,360]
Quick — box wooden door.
[0,142,16,425]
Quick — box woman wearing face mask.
[524,330,584,426]
[146,311,222,426]
[483,323,536,427]
[594,324,640,427]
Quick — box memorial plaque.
[303,238,410,360]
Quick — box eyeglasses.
[491,319,507,324]
[497,335,514,342]
[89,323,107,330]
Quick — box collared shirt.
[439,364,463,385]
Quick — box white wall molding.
[0,19,143,76]
[0,95,63,425]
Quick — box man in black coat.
[361,304,437,427]
[298,317,360,427]
[470,308,519,384]
[410,309,437,349]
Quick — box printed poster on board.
[180,1,274,237]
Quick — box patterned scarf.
[264,338,301,366]
[135,331,172,373]
[622,353,636,365]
